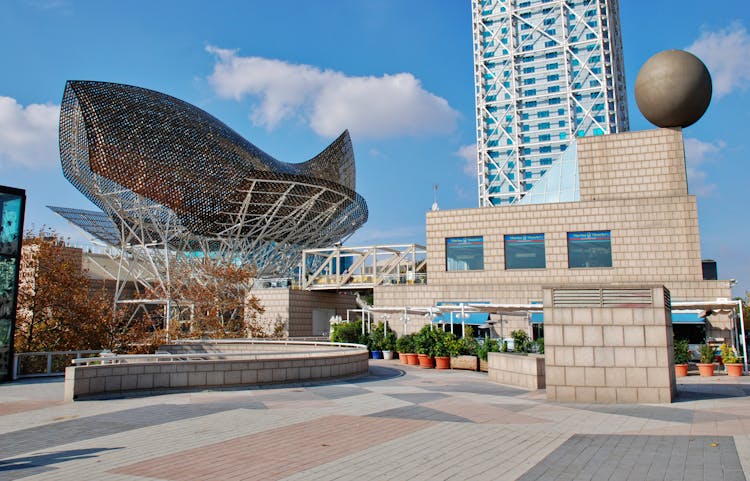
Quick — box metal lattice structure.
[58,80,368,303]
[472,0,629,206]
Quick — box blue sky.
[1,0,748,296]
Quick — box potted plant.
[697,343,716,377]
[415,326,435,368]
[433,329,455,369]
[382,330,397,360]
[396,334,412,365]
[720,343,743,376]
[450,332,479,371]
[369,325,383,359]
[673,338,691,377]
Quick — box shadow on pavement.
[346,365,406,384]
[0,447,122,479]
[673,382,750,402]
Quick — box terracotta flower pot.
[418,353,434,368]
[697,363,715,377]
[674,364,689,377]
[405,353,419,365]
[435,356,451,369]
[398,352,409,365]
[726,363,744,377]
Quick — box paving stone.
[517,434,745,481]
[368,404,472,423]
[0,364,748,481]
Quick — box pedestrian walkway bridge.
[301,244,426,290]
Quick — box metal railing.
[13,350,104,380]
[71,340,367,367]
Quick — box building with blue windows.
[374,128,736,346]
[472,0,629,206]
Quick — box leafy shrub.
[330,320,362,344]
[396,334,415,353]
[720,343,739,364]
[453,336,479,356]
[673,338,691,364]
[414,325,434,355]
[432,329,457,357]
[478,335,499,361]
[511,330,532,353]
[369,322,397,351]
[535,337,544,354]
[698,343,716,364]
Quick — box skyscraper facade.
[472,0,629,206]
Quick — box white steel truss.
[301,244,427,290]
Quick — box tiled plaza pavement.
[0,361,749,481]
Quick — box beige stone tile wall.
[543,286,676,404]
[251,289,358,337]
[488,352,545,389]
[374,128,733,336]
[64,350,369,401]
[425,195,704,286]
[577,128,687,201]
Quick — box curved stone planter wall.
[64,341,368,401]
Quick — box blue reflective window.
[568,231,612,268]
[446,237,484,271]
[505,234,546,269]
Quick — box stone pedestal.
[544,286,675,403]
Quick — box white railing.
[13,350,104,379]
[71,340,367,366]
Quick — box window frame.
[445,236,485,272]
[567,230,613,268]
[504,233,546,270]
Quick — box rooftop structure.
[472,0,629,206]
[56,80,367,303]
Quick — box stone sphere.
[635,50,712,128]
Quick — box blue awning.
[672,311,706,324]
[501,310,703,325]
[530,312,544,324]
[433,312,490,325]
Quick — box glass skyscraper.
[472,0,629,206]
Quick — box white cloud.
[455,144,476,176]
[0,96,60,169]
[684,137,724,196]
[206,46,459,138]
[687,23,750,98]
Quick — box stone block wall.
[544,286,676,403]
[64,349,369,401]
[250,288,358,337]
[373,128,733,337]
[488,352,545,389]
